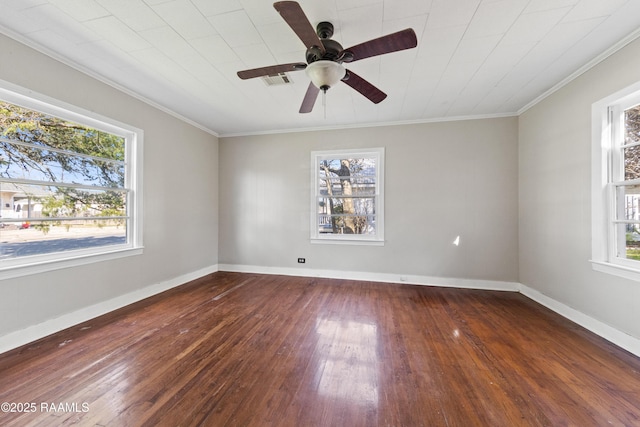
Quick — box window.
[592,82,640,280]
[311,148,384,244]
[0,83,142,278]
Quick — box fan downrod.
[316,21,333,39]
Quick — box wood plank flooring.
[1,272,640,426]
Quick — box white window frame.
[592,81,640,281]
[0,80,143,280]
[310,147,384,245]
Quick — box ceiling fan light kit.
[237,1,417,114]
[305,60,346,92]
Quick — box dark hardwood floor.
[1,271,640,426]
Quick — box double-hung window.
[592,82,640,279]
[311,148,384,245]
[0,83,142,278]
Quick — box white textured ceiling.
[0,0,639,136]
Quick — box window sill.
[590,260,640,282]
[311,238,384,246]
[0,247,143,281]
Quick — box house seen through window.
[0,87,141,274]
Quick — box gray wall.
[219,118,519,283]
[519,37,640,340]
[0,34,219,338]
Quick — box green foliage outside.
[0,101,126,230]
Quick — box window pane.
[625,105,640,145]
[0,182,126,220]
[624,145,640,181]
[0,219,126,260]
[318,214,376,235]
[0,101,126,188]
[615,184,640,260]
[616,184,640,221]
[1,181,127,260]
[614,223,640,261]
[0,182,128,260]
[0,102,125,158]
[318,197,376,214]
[345,176,377,196]
[0,143,124,187]
[624,105,640,180]
[317,195,376,235]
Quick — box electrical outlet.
[297,258,306,263]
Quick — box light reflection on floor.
[314,318,379,405]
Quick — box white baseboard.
[0,264,219,355]
[519,284,640,357]
[217,264,520,291]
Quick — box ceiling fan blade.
[342,70,387,104]
[299,82,320,113]
[237,62,307,80]
[274,1,325,54]
[238,62,307,80]
[343,28,417,62]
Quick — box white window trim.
[591,80,640,281]
[0,79,143,280]
[310,147,385,245]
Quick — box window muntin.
[311,148,384,244]
[0,85,141,275]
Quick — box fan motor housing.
[307,39,343,62]
[306,22,344,64]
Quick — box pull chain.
[322,88,327,119]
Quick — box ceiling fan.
[237,1,418,113]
